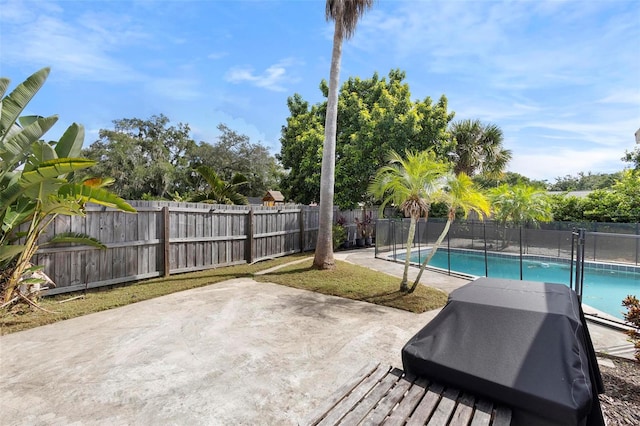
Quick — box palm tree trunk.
[409,219,452,293]
[401,216,417,292]
[313,18,343,270]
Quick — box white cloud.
[0,2,145,82]
[225,59,299,92]
[509,147,627,181]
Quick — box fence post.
[483,223,488,277]
[637,222,639,266]
[247,208,254,263]
[519,226,523,280]
[447,226,451,275]
[299,208,305,253]
[163,206,170,277]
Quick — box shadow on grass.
[362,290,411,303]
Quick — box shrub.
[622,295,640,362]
[332,223,346,250]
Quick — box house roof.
[263,190,285,202]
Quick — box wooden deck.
[305,363,512,426]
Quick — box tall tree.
[279,70,454,207]
[623,146,640,171]
[449,119,511,178]
[314,0,374,270]
[368,150,449,292]
[278,94,325,204]
[82,115,195,199]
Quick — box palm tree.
[488,183,553,248]
[190,166,248,205]
[489,183,552,226]
[449,119,512,178]
[368,150,449,292]
[410,172,490,292]
[314,0,374,270]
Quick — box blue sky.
[1,0,639,182]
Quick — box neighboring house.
[262,190,285,206]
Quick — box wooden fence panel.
[26,202,380,296]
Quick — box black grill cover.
[402,278,604,426]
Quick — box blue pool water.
[408,249,639,320]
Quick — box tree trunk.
[409,219,452,293]
[401,216,417,292]
[313,18,343,270]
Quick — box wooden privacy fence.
[31,201,379,295]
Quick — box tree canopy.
[279,70,455,208]
[83,116,281,200]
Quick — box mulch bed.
[598,354,640,426]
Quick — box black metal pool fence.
[375,218,640,271]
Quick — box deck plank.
[316,364,390,426]
[306,365,514,426]
[361,372,415,426]
[427,387,460,425]
[492,406,512,426]
[470,399,494,426]
[449,392,476,426]
[338,368,402,425]
[405,383,444,426]
[304,361,380,426]
[382,377,429,426]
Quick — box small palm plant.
[410,172,490,292]
[0,68,135,308]
[368,150,449,292]
[488,183,552,249]
[189,165,248,205]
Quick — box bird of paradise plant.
[0,68,135,309]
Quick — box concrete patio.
[0,248,634,425]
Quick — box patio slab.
[0,278,440,425]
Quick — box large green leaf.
[0,244,25,263]
[0,67,50,140]
[43,232,106,249]
[0,159,96,218]
[55,123,84,158]
[20,158,96,185]
[0,77,9,100]
[58,183,136,213]
[0,115,58,165]
[24,140,59,171]
[18,115,42,128]
[39,196,85,217]
[1,198,35,233]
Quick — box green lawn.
[1,254,448,335]
[254,259,448,313]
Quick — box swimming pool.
[405,249,640,320]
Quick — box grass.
[1,253,449,335]
[0,253,307,335]
[254,259,448,313]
